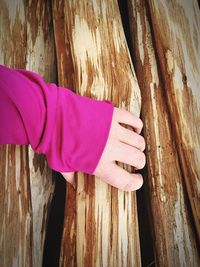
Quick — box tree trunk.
[52,0,142,266]
[127,0,200,265]
[0,1,55,266]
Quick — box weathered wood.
[2,0,198,266]
[0,145,32,267]
[127,0,200,265]
[52,0,142,266]
[25,1,56,266]
[0,0,55,266]
[0,1,32,266]
[147,0,200,242]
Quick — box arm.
[0,64,146,191]
[0,64,114,175]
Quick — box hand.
[61,107,146,191]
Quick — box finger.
[115,142,146,169]
[116,108,143,134]
[118,125,146,151]
[100,162,143,191]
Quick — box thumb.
[61,171,76,188]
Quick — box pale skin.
[61,107,146,191]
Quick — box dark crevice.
[136,163,155,267]
[43,172,66,267]
[117,1,155,266]
[42,3,66,265]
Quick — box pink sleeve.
[0,64,114,175]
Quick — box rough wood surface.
[0,1,31,266]
[25,1,56,266]
[0,145,32,267]
[0,1,55,266]
[147,0,200,241]
[52,0,142,266]
[127,0,200,265]
[1,0,199,266]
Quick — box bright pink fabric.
[0,64,114,175]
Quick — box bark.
[147,0,200,242]
[52,0,142,266]
[0,0,55,266]
[127,0,200,266]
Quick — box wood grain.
[25,1,56,266]
[52,0,142,266]
[148,0,200,242]
[127,0,200,265]
[0,145,32,267]
[0,0,55,266]
[0,1,31,266]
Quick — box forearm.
[0,64,114,174]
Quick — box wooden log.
[147,0,200,241]
[0,145,32,267]
[25,1,56,266]
[127,0,200,266]
[52,0,142,266]
[0,0,55,266]
[0,1,32,266]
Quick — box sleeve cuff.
[35,84,114,175]
[0,65,114,175]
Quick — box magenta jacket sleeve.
[0,64,114,175]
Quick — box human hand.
[61,107,146,191]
